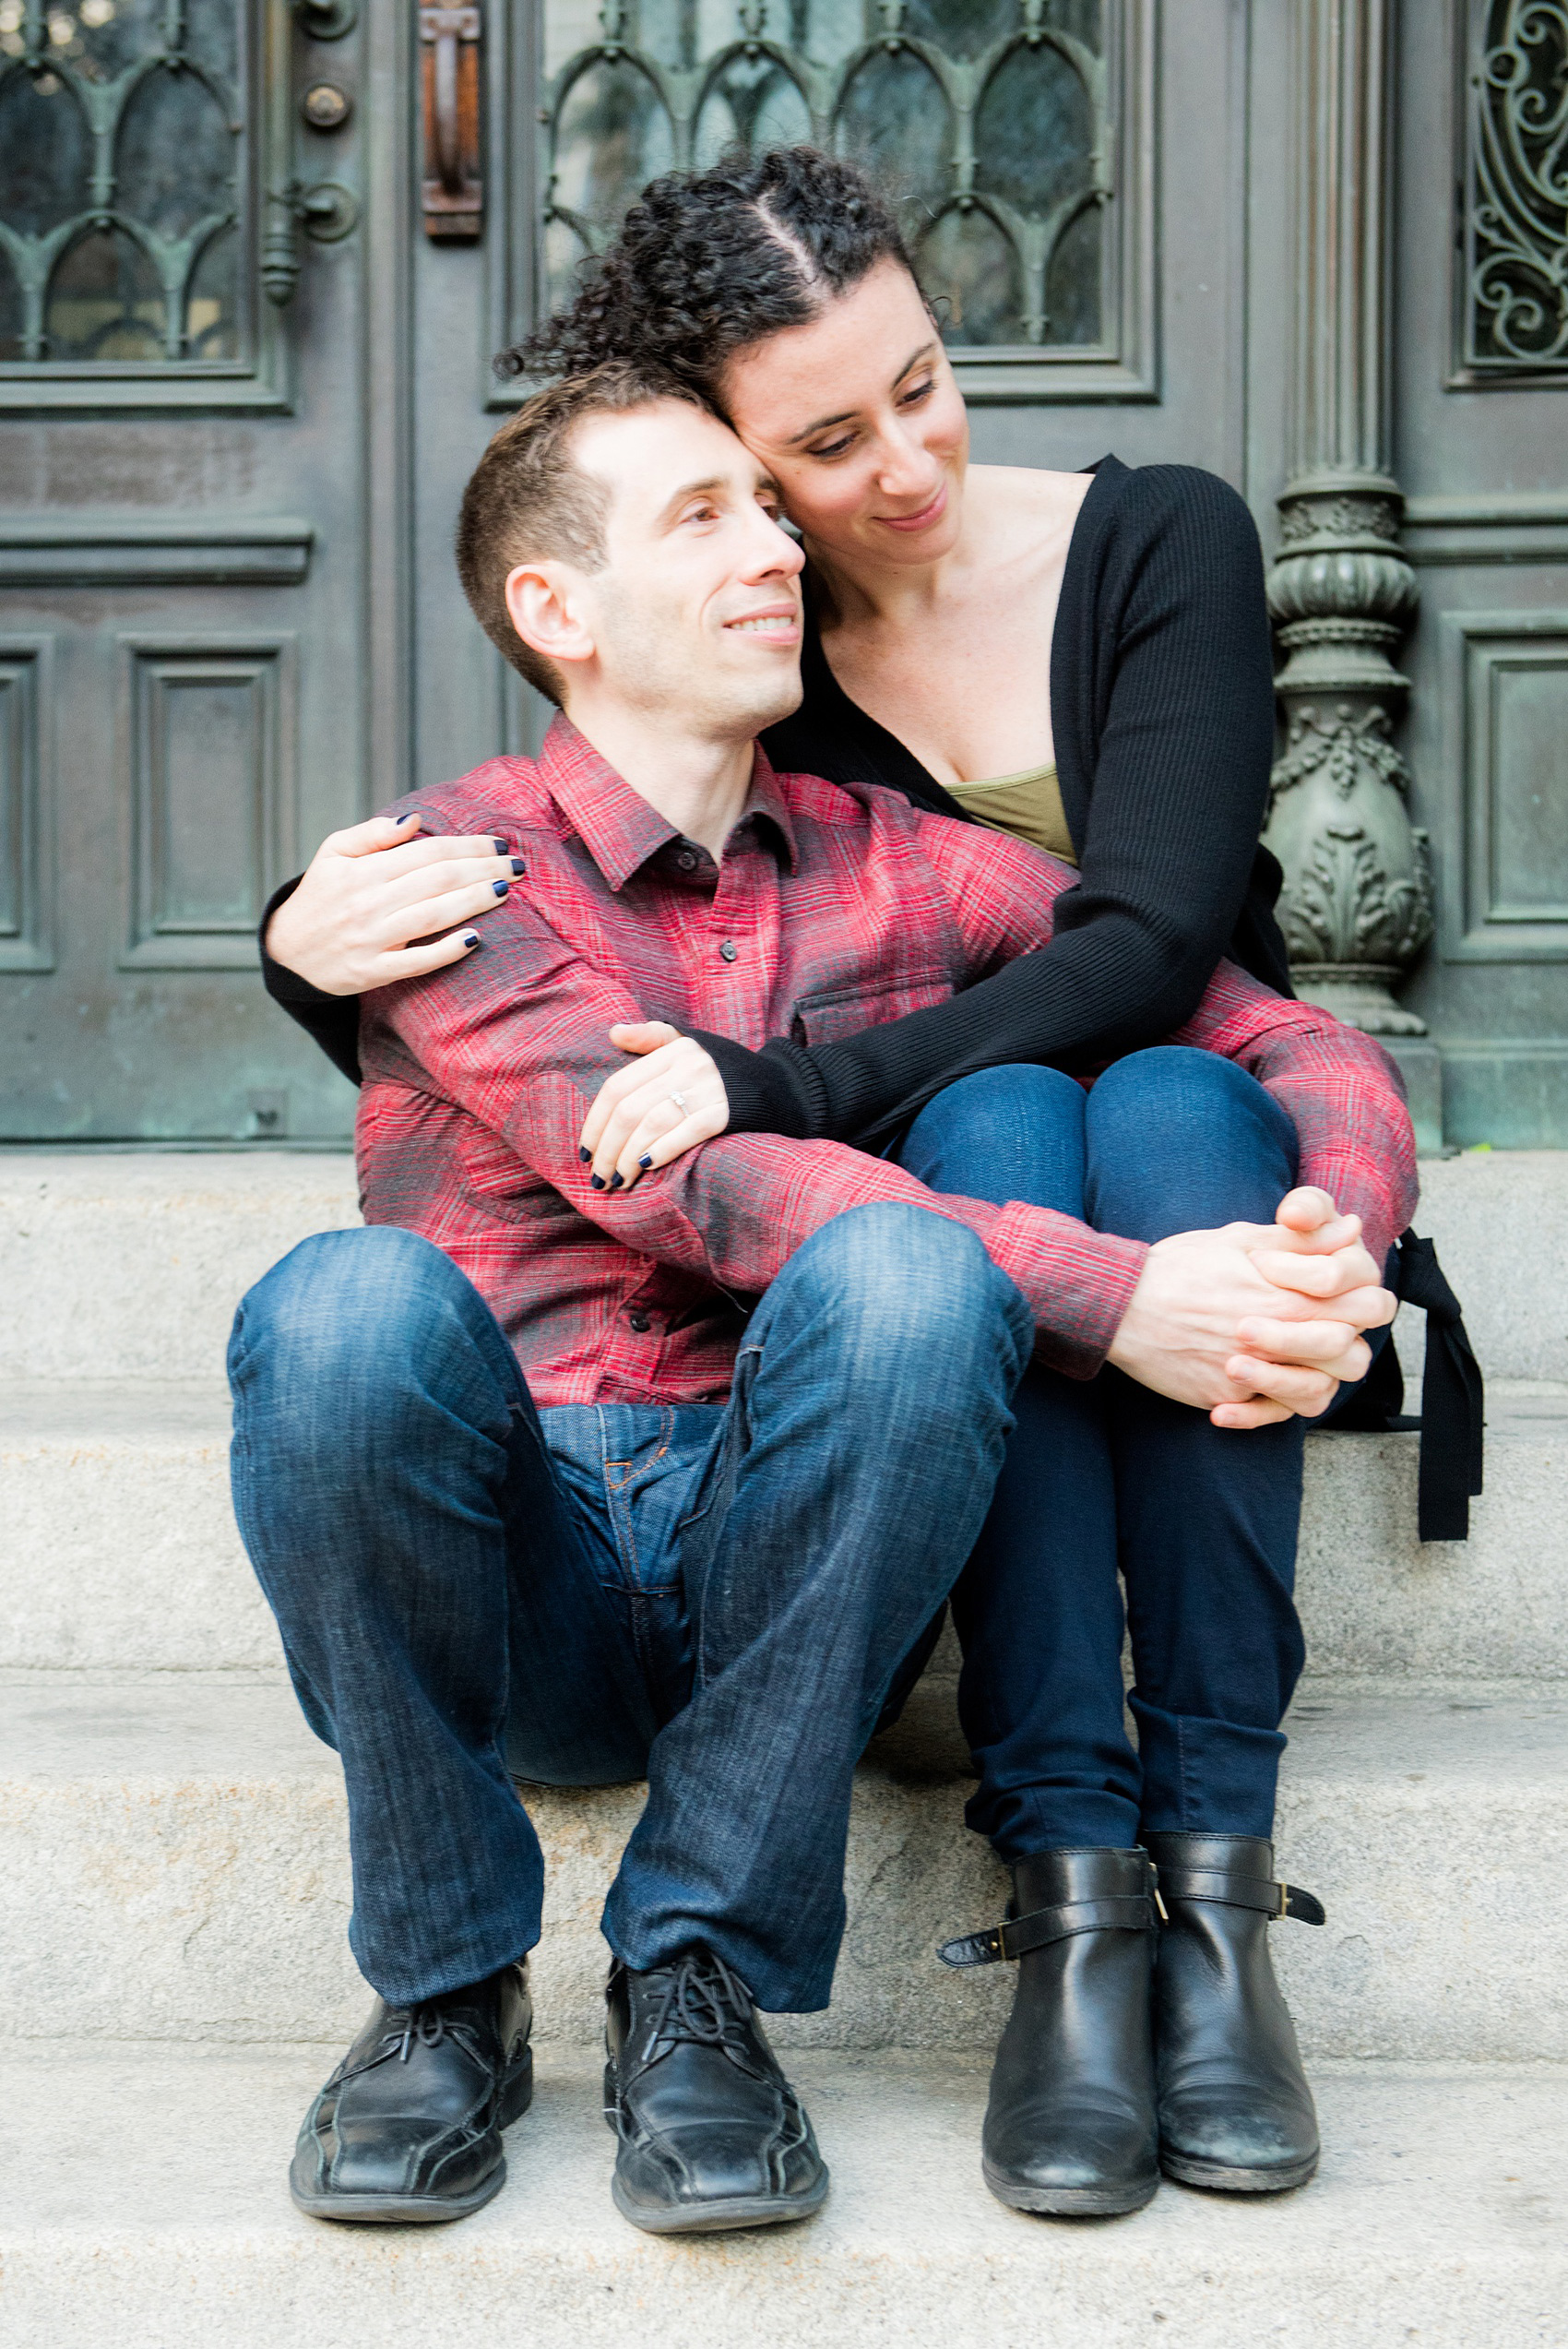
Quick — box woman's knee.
[1085,1048,1299,1240]
[899,1063,1088,1216]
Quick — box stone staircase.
[2,1149,1565,2347]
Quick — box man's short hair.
[457,359,707,706]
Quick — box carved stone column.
[1264,0,1433,1038]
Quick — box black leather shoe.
[1142,1830,1324,2194]
[290,1961,533,2223]
[604,1949,829,2235]
[941,1847,1161,2216]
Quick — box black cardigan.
[261,456,1290,1126]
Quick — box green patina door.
[6,0,1423,1143]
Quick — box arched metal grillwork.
[0,0,245,368]
[540,0,1116,355]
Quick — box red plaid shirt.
[357,717,1417,1407]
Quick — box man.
[232,361,1408,2235]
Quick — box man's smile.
[723,604,801,642]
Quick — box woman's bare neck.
[809,464,1089,632]
[806,463,1094,789]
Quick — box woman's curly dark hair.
[499,146,917,408]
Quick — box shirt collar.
[539,713,798,891]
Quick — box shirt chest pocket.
[790,972,956,1047]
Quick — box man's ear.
[505,561,596,677]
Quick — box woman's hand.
[578,1024,730,1191]
[265,810,522,995]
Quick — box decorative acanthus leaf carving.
[1264,472,1433,1027]
[1279,819,1435,969]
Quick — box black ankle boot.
[290,1961,533,2223]
[941,1847,1160,2216]
[1142,1830,1324,2193]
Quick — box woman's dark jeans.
[897,1045,1308,1856]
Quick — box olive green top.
[944,762,1077,866]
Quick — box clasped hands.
[1104,1190,1393,1428]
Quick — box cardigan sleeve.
[258,876,365,1086]
[693,465,1279,1148]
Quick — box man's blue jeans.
[897,1046,1307,1857]
[229,1201,1033,2014]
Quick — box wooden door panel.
[0,635,50,972]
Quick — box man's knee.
[229,1226,498,1422]
[783,1201,1033,1384]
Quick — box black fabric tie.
[1399,1234,1485,1541]
[1332,1230,1484,1543]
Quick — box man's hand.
[578,1024,730,1189]
[1108,1186,1395,1426]
[265,811,521,995]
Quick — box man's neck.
[562,703,755,863]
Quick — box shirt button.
[677,851,697,871]
[627,1311,652,1333]
[719,939,738,963]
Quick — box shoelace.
[646,1949,756,2058]
[333,1998,484,2089]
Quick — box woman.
[263,149,1410,2216]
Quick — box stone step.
[0,1147,1562,1384]
[0,1152,361,1384]
[5,1379,1564,1679]
[3,1672,1563,2063]
[2,2041,1562,2349]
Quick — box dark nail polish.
[509,856,526,876]
[461,931,481,949]
[590,1174,605,1190]
[493,837,507,855]
[492,879,509,898]
[638,1153,653,1171]
[579,1146,592,1163]
[610,1173,624,1191]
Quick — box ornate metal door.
[1391,0,1568,1144]
[1,0,1259,1140]
[0,0,381,1139]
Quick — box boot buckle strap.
[936,1890,1158,1970]
[1154,1865,1325,1926]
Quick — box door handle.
[420,3,483,241]
[264,0,362,304]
